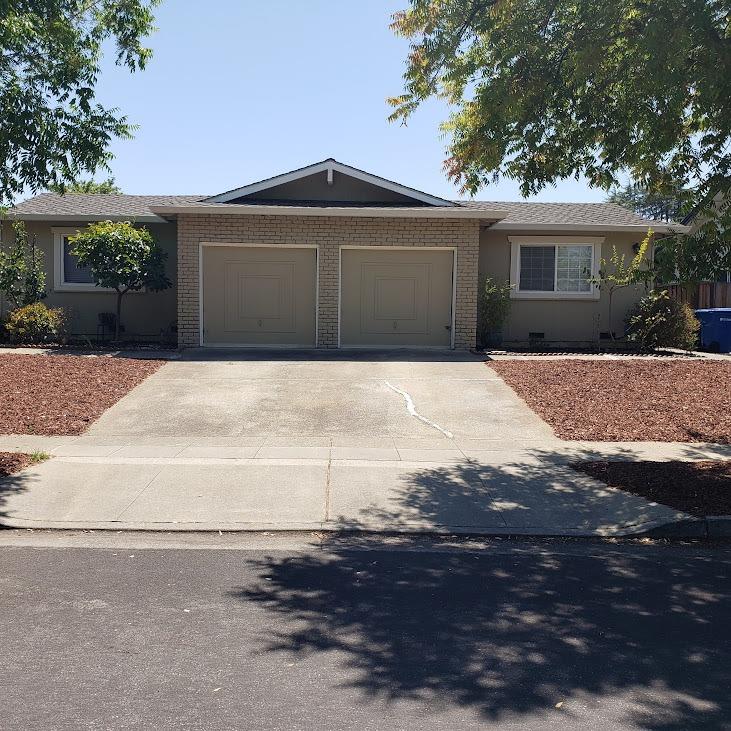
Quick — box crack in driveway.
[385,382,454,439]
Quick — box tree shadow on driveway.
[328,449,686,535]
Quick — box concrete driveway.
[0,350,695,535]
[85,349,555,445]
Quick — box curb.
[642,516,731,539]
[2,515,729,538]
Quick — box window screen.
[556,245,592,292]
[62,237,95,284]
[519,246,555,291]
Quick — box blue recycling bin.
[695,308,731,353]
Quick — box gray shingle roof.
[460,200,661,228]
[10,193,205,220]
[9,192,668,229]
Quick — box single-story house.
[3,159,684,349]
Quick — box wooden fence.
[666,282,731,309]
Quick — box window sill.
[54,283,115,293]
[510,290,600,301]
[54,284,148,294]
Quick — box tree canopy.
[606,184,689,223]
[390,0,731,213]
[70,220,169,340]
[48,178,123,195]
[0,0,159,204]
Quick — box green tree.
[607,184,689,223]
[654,209,731,294]
[0,0,159,203]
[69,221,170,341]
[590,231,654,340]
[0,220,46,308]
[389,1,731,214]
[48,178,123,195]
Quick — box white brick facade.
[177,214,480,349]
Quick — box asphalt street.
[0,532,729,730]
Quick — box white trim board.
[338,245,458,350]
[151,203,503,220]
[198,242,319,348]
[204,159,458,207]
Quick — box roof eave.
[6,212,169,224]
[489,221,689,234]
[149,204,509,220]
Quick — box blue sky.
[94,0,607,202]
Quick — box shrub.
[0,220,46,307]
[477,277,512,347]
[625,289,699,351]
[4,302,65,344]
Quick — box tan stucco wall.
[478,229,650,344]
[177,214,480,349]
[0,220,177,342]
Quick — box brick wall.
[177,214,480,349]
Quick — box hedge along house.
[5,159,684,349]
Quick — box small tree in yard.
[70,221,170,341]
[590,230,654,341]
[477,277,512,348]
[0,220,46,307]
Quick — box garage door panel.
[361,263,430,335]
[342,249,453,347]
[224,262,296,334]
[203,247,316,346]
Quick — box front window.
[510,237,602,299]
[519,244,593,293]
[53,228,112,292]
[61,235,95,284]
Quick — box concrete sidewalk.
[2,435,727,535]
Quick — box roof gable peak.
[205,159,456,207]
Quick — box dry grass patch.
[572,460,731,517]
[0,354,162,435]
[488,360,731,443]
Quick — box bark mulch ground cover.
[0,452,32,478]
[571,460,731,517]
[488,360,731,443]
[0,354,163,435]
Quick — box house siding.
[177,214,480,349]
[478,229,651,344]
[0,220,178,342]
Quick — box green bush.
[625,289,699,351]
[4,302,65,344]
[477,276,512,347]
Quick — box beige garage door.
[202,246,316,346]
[340,248,454,347]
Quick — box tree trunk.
[115,289,123,342]
[608,288,615,341]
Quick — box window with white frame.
[509,237,603,299]
[52,228,111,292]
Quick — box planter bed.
[488,360,731,443]
[571,460,731,517]
[0,354,162,435]
[0,452,33,478]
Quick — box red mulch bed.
[0,354,162,435]
[489,360,731,443]
[0,452,32,478]
[572,460,731,517]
